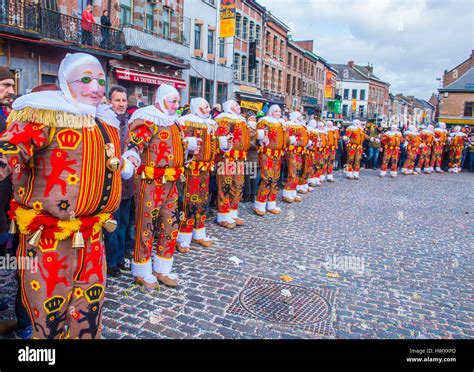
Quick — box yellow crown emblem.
[57,129,82,150]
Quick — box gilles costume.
[344,120,365,180]
[379,126,402,178]
[306,120,321,187]
[254,105,286,216]
[448,127,467,173]
[0,53,134,339]
[415,125,435,174]
[282,112,308,203]
[430,123,448,173]
[324,121,339,182]
[176,98,216,250]
[401,126,421,175]
[297,119,313,194]
[215,100,250,228]
[128,84,197,288]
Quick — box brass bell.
[28,225,44,247]
[103,219,118,233]
[72,231,85,249]
[9,219,17,234]
[106,157,121,172]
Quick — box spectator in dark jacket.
[100,10,111,49]
[104,85,133,277]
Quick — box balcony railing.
[0,1,125,53]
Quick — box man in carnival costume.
[324,120,339,182]
[214,100,250,228]
[430,122,448,173]
[176,98,216,251]
[401,125,421,175]
[379,123,402,178]
[344,119,365,180]
[415,124,435,174]
[282,111,308,203]
[447,125,467,173]
[253,104,286,216]
[296,117,314,195]
[0,53,135,339]
[127,84,199,288]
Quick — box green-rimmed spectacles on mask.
[71,77,106,86]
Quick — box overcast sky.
[258,0,473,100]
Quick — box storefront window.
[190,76,203,99]
[205,79,214,104]
[217,82,228,105]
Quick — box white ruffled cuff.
[185,137,198,152]
[123,150,141,164]
[219,136,228,150]
[121,157,134,180]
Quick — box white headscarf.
[308,119,317,129]
[216,100,243,121]
[289,111,303,124]
[129,84,179,127]
[261,104,283,124]
[223,100,238,114]
[155,83,179,114]
[12,52,119,127]
[180,97,215,132]
[190,97,210,119]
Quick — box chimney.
[366,63,374,74]
[470,50,474,67]
[348,61,354,68]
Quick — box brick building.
[0,0,124,94]
[232,0,265,113]
[438,50,474,127]
[261,12,289,108]
[285,40,304,111]
[109,0,190,105]
[350,62,390,120]
[181,0,233,105]
[293,40,337,118]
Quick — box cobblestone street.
[1,170,472,339]
[101,170,473,339]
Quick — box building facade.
[181,0,233,105]
[438,50,474,128]
[0,0,125,94]
[261,13,289,108]
[232,0,265,113]
[350,62,390,120]
[285,41,304,111]
[108,0,190,105]
[332,63,369,120]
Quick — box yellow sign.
[352,98,357,112]
[240,100,263,111]
[324,71,333,99]
[220,0,236,38]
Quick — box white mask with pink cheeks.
[66,61,106,107]
[163,92,180,115]
[199,101,211,118]
[269,105,282,119]
[231,102,241,115]
[154,83,181,117]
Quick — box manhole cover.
[227,277,337,336]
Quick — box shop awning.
[115,67,186,89]
[240,100,263,111]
